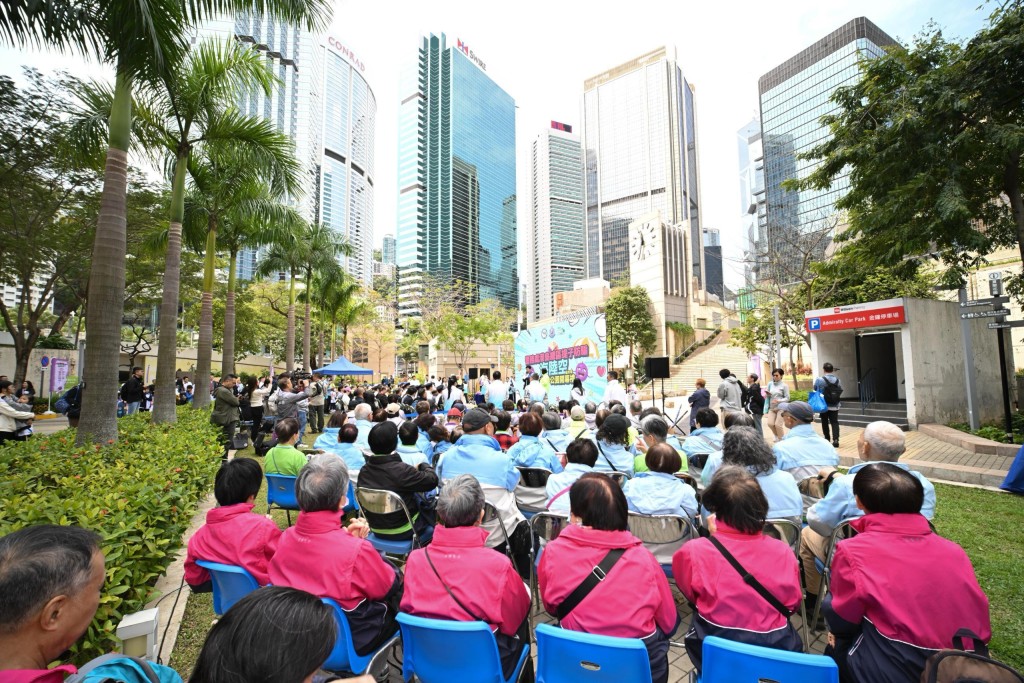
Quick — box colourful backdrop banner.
[514,313,608,403]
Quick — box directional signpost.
[961,308,1011,319]
[960,273,1015,438]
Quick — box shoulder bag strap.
[708,536,793,617]
[68,654,162,683]
[546,486,571,509]
[595,441,619,472]
[545,437,560,451]
[555,548,626,621]
[424,548,487,622]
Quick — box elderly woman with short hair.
[703,427,803,522]
[401,474,532,681]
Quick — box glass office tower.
[396,33,517,318]
[581,47,703,286]
[527,123,585,323]
[758,17,895,279]
[321,38,376,285]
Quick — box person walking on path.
[813,363,843,447]
[121,366,145,415]
[764,369,790,442]
[211,374,241,458]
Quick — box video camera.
[291,371,313,381]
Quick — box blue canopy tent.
[314,356,374,376]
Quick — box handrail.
[858,368,876,415]
[672,328,722,365]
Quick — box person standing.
[746,373,765,434]
[526,373,547,404]
[764,369,790,443]
[601,370,628,407]
[121,366,145,415]
[308,372,326,434]
[486,370,509,406]
[211,374,241,457]
[570,377,586,404]
[716,368,743,416]
[539,367,552,396]
[813,363,843,447]
[687,379,711,432]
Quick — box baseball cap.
[778,401,814,422]
[447,407,463,418]
[570,405,585,420]
[385,403,401,416]
[462,407,498,431]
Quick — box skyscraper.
[396,33,517,319]
[581,47,703,286]
[382,235,396,265]
[702,228,724,301]
[527,122,585,323]
[758,18,895,278]
[320,36,376,285]
[737,118,763,287]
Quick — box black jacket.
[746,382,765,414]
[121,375,145,403]
[357,453,438,538]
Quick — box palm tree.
[257,229,304,371]
[293,223,351,371]
[317,271,361,360]
[183,141,300,408]
[2,0,331,444]
[334,297,373,361]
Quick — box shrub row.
[0,408,222,663]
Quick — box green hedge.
[0,409,221,663]
[790,389,809,402]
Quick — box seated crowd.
[0,374,995,683]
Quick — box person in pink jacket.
[185,458,282,589]
[824,463,991,683]
[672,466,802,674]
[269,454,403,656]
[401,474,531,680]
[538,473,679,683]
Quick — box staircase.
[645,331,752,398]
[836,400,909,431]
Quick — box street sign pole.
[989,274,1013,438]
[958,287,982,431]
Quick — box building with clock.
[628,213,693,357]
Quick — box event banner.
[49,357,69,394]
[514,313,608,403]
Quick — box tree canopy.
[605,285,657,371]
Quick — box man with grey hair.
[0,525,106,679]
[269,454,403,656]
[799,421,937,608]
[542,411,571,452]
[401,474,532,681]
[628,400,644,429]
[352,402,374,451]
[584,401,599,431]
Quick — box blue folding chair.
[321,598,398,676]
[396,612,530,683]
[265,474,300,525]
[535,623,652,683]
[194,561,259,616]
[694,635,838,683]
[342,480,359,515]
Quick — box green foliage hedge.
[790,390,809,402]
[0,409,221,663]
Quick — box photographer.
[275,375,322,422]
[211,374,241,458]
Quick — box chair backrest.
[700,634,838,682]
[764,519,801,555]
[482,501,511,549]
[264,474,299,510]
[517,466,553,488]
[674,472,699,490]
[356,486,413,516]
[606,471,629,488]
[535,622,652,683]
[396,612,506,683]
[530,511,569,543]
[321,598,373,674]
[194,560,260,616]
[627,513,697,565]
[824,519,858,566]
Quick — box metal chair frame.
[764,518,809,651]
[809,519,858,633]
[482,500,513,560]
[626,512,699,575]
[515,466,554,518]
[528,511,570,614]
[355,486,427,563]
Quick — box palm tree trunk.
[317,306,325,367]
[76,68,132,446]
[151,152,188,424]
[302,270,312,371]
[194,220,217,410]
[221,250,237,377]
[331,313,338,360]
[286,270,296,372]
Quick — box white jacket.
[0,399,30,433]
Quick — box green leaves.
[605,286,657,366]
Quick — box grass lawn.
[166,437,1024,677]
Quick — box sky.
[0,0,991,291]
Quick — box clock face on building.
[630,220,658,261]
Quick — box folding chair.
[535,623,652,683]
[483,500,512,559]
[626,512,699,575]
[668,403,690,436]
[529,512,570,610]
[674,471,702,507]
[764,519,809,650]
[809,520,858,633]
[265,474,299,525]
[605,471,629,488]
[321,598,398,677]
[515,466,553,519]
[194,561,259,616]
[693,635,838,683]
[397,612,530,683]
[355,487,432,562]
[342,479,359,516]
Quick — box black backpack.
[822,376,842,406]
[921,629,1024,682]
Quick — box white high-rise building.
[737,118,763,287]
[527,122,585,323]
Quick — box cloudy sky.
[0,0,990,290]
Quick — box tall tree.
[605,285,657,372]
[2,0,331,443]
[793,4,1024,298]
[292,223,350,371]
[257,229,303,372]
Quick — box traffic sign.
[961,296,1009,308]
[988,320,1024,329]
[961,309,1010,319]
[989,272,1003,279]
[40,356,49,368]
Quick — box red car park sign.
[805,298,907,333]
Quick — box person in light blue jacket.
[624,443,698,518]
[681,408,724,472]
[700,411,759,486]
[312,410,347,453]
[593,414,636,475]
[707,427,802,523]
[541,411,572,453]
[508,412,564,473]
[436,409,520,492]
[315,422,366,478]
[396,421,429,467]
[545,439,599,512]
[772,401,838,481]
[351,403,374,451]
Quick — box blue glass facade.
[396,33,517,317]
[757,17,894,280]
